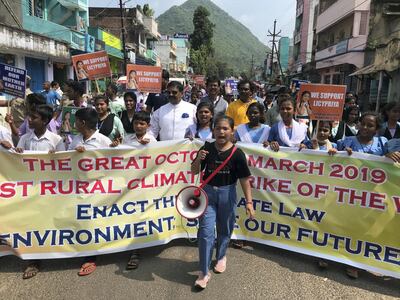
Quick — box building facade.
[292,0,318,75]
[154,37,177,73]
[0,0,91,90]
[279,37,290,73]
[89,7,160,68]
[315,0,371,93]
[351,0,400,109]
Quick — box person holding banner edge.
[191,115,255,289]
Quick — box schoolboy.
[15,105,65,153]
[68,107,114,276]
[122,111,156,146]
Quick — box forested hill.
[156,0,269,74]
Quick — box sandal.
[232,240,244,249]
[318,259,329,269]
[78,262,96,276]
[194,272,211,289]
[214,256,227,273]
[126,251,140,270]
[346,267,359,279]
[23,262,40,280]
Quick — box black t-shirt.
[145,91,169,112]
[199,142,251,187]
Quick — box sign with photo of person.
[297,83,347,121]
[71,51,111,81]
[60,106,79,135]
[225,79,238,96]
[0,63,26,98]
[126,64,162,93]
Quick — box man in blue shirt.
[46,81,62,110]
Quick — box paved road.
[0,240,398,299]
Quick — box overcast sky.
[89,0,296,46]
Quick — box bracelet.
[245,201,253,205]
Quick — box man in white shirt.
[150,81,197,141]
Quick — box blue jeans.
[198,184,237,275]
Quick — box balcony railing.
[296,2,304,17]
[145,49,158,62]
[143,17,159,39]
[316,36,366,61]
[23,15,86,50]
[58,0,88,11]
[294,32,301,44]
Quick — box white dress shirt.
[68,130,112,150]
[17,129,65,151]
[0,125,12,144]
[123,132,157,147]
[150,100,197,141]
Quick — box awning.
[349,64,378,76]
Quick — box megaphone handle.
[198,146,237,189]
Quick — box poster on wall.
[71,51,111,81]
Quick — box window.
[332,74,342,85]
[28,0,44,18]
[359,12,368,35]
[324,75,331,84]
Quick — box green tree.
[143,4,154,17]
[189,6,215,74]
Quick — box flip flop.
[78,262,96,276]
[23,263,40,280]
[126,252,140,270]
[214,256,227,273]
[346,268,359,279]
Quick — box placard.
[0,63,26,98]
[72,51,112,81]
[126,65,162,93]
[297,84,346,121]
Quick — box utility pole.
[267,20,281,78]
[119,0,128,71]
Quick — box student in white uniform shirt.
[123,111,156,146]
[0,124,13,150]
[68,107,113,151]
[13,105,64,280]
[150,81,197,141]
[15,105,65,153]
[68,107,117,277]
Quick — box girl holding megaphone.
[191,115,255,289]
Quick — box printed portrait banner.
[126,65,162,93]
[0,140,399,279]
[60,107,80,135]
[290,79,310,93]
[297,84,346,121]
[225,79,238,96]
[71,51,112,81]
[0,63,26,98]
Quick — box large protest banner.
[126,65,162,93]
[0,63,26,98]
[297,83,346,121]
[71,51,112,81]
[0,141,398,278]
